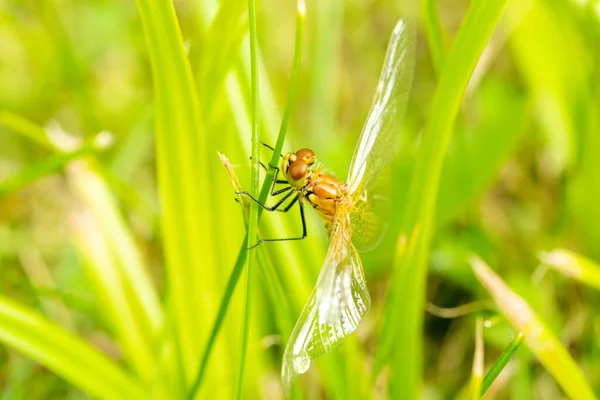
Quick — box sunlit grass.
[0,0,599,398]
[471,257,596,399]
[377,3,509,398]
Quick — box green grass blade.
[0,146,90,197]
[1,113,161,381]
[435,81,528,226]
[134,0,216,381]
[69,200,154,381]
[0,295,147,399]
[263,0,306,183]
[69,162,162,373]
[0,110,56,150]
[509,1,586,177]
[481,332,524,396]
[235,258,254,399]
[235,0,260,394]
[470,257,596,400]
[188,2,306,397]
[38,0,100,133]
[421,0,445,75]
[0,110,157,223]
[309,0,344,148]
[188,239,248,398]
[16,246,77,332]
[376,2,509,397]
[470,316,484,400]
[538,249,600,291]
[256,247,296,337]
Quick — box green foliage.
[0,296,146,399]
[481,332,524,396]
[0,0,599,398]
[377,2,509,398]
[472,257,596,399]
[134,0,213,385]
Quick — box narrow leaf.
[470,256,596,400]
[481,332,524,396]
[188,1,306,397]
[421,0,445,75]
[134,0,217,380]
[0,295,146,400]
[539,249,600,291]
[377,2,510,398]
[471,316,484,400]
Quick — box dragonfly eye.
[296,148,316,166]
[281,153,295,174]
[289,159,308,181]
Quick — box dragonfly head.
[282,148,316,188]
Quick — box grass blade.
[69,204,155,381]
[235,0,261,395]
[309,0,344,148]
[435,81,527,225]
[0,110,56,150]
[0,295,147,399]
[0,112,113,197]
[1,113,161,382]
[134,0,217,381]
[376,1,509,397]
[421,0,445,75]
[68,161,162,380]
[188,2,306,397]
[258,0,306,206]
[538,249,600,291]
[188,239,248,398]
[470,256,596,400]
[470,316,484,400]
[236,258,254,399]
[481,332,524,396]
[0,146,91,197]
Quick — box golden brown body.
[280,148,347,234]
[302,168,344,221]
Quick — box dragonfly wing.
[281,217,370,396]
[350,164,392,252]
[346,19,416,196]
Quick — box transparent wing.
[281,215,370,396]
[350,164,392,252]
[346,19,416,195]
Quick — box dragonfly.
[237,19,415,396]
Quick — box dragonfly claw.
[247,241,261,250]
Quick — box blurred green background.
[0,0,599,398]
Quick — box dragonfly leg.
[249,157,275,173]
[248,197,307,249]
[269,167,290,195]
[263,166,289,195]
[260,141,284,169]
[260,141,284,159]
[249,157,287,188]
[273,192,298,212]
[235,166,291,207]
[236,187,295,211]
[248,157,268,172]
[271,185,292,196]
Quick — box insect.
[237,19,415,396]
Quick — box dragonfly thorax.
[281,147,346,228]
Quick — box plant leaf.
[470,256,596,400]
[376,2,510,398]
[0,295,147,399]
